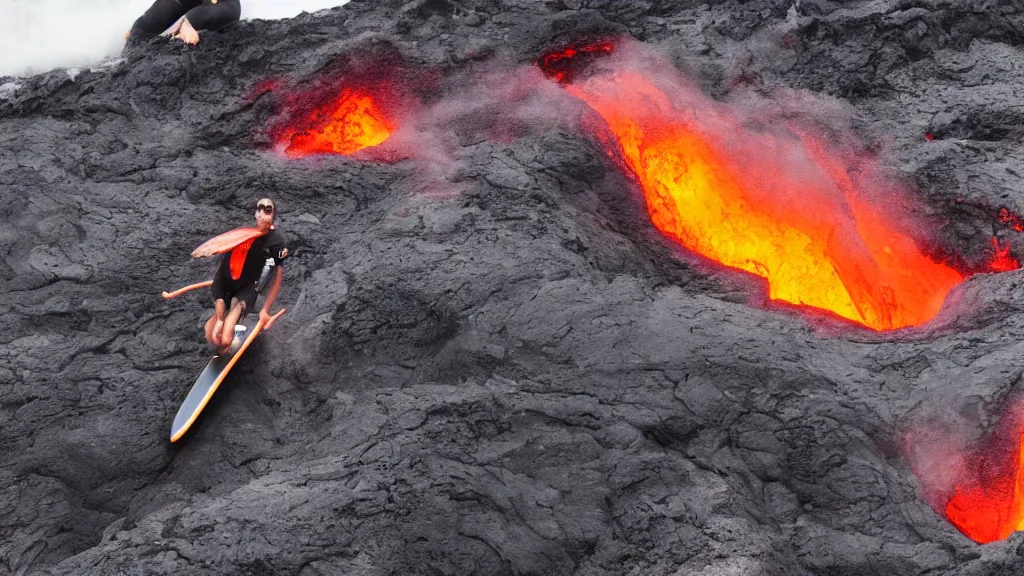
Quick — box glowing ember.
[278,89,394,157]
[540,43,985,331]
[999,207,1024,232]
[987,237,1020,272]
[538,40,614,83]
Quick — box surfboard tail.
[168,310,287,443]
[169,321,265,442]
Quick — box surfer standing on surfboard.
[192,198,289,353]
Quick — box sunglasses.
[256,204,274,214]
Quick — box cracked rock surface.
[4,0,1024,574]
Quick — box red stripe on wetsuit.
[229,237,256,280]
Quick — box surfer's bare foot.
[165,16,185,36]
[173,19,200,45]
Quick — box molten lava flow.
[551,59,974,330]
[945,426,1024,543]
[279,89,394,157]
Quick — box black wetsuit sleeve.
[211,254,229,301]
[265,230,290,266]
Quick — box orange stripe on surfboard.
[169,308,286,443]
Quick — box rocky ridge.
[3,0,1024,574]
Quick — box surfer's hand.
[260,309,276,330]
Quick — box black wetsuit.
[211,229,288,314]
[130,0,241,40]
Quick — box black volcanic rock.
[4,1,1024,574]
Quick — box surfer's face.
[255,199,275,231]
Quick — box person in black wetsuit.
[129,0,241,46]
[205,198,289,352]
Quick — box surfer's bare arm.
[259,266,284,329]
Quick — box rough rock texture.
[4,0,1024,574]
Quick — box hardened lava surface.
[3,1,1024,574]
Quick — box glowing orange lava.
[987,237,1020,272]
[945,426,1024,543]
[551,58,973,330]
[280,89,394,157]
[999,208,1024,232]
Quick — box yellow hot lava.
[565,71,964,330]
[283,89,394,157]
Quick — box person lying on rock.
[191,198,288,354]
[128,0,241,46]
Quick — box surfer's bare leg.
[128,0,187,42]
[205,299,227,348]
[218,300,246,353]
[163,15,186,36]
[178,0,241,46]
[172,18,200,45]
[205,314,222,347]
